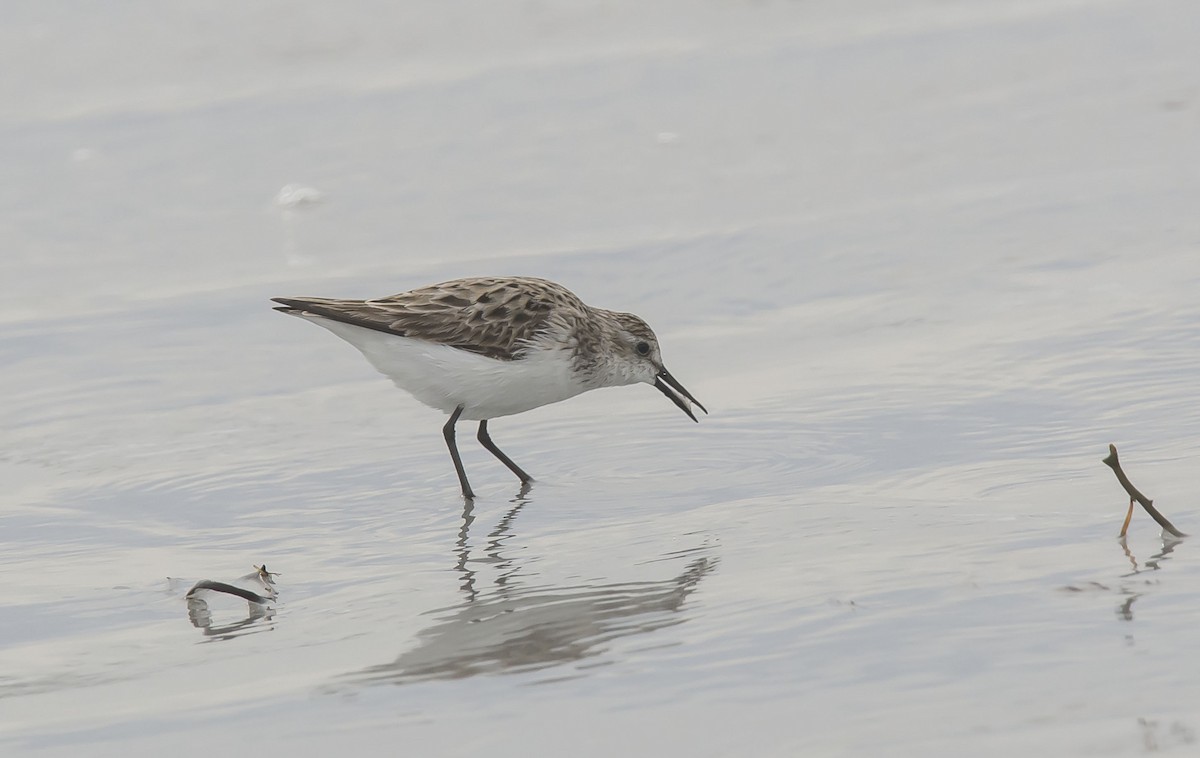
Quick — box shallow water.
[4,0,1200,755]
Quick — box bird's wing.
[272,277,579,361]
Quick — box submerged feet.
[443,408,534,499]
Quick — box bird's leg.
[477,420,534,484]
[443,406,475,499]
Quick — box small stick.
[1119,498,1134,539]
[1102,444,1186,538]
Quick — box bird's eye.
[635,341,650,356]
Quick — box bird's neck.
[571,309,638,389]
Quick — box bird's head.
[607,312,708,422]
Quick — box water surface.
[3,1,1200,755]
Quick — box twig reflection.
[1111,534,1185,621]
[183,565,279,641]
[188,600,276,641]
[1119,534,1184,578]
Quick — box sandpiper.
[272,276,706,498]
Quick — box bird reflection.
[454,482,532,603]
[350,486,717,685]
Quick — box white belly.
[304,316,589,420]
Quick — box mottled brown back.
[272,277,590,361]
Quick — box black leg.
[477,420,534,483]
[443,406,475,499]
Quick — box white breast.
[303,316,590,420]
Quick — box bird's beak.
[653,367,708,423]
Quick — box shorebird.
[272,276,706,498]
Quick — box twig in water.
[1119,499,1134,539]
[1101,444,1186,538]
